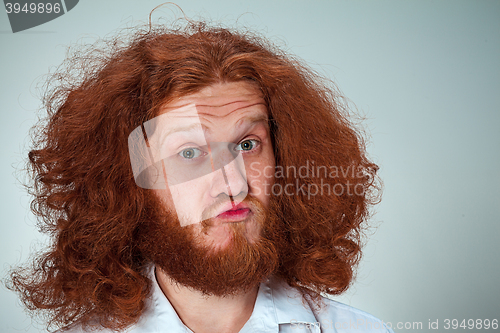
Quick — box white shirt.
[62,267,395,333]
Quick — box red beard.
[138,195,282,296]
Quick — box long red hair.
[9,22,380,331]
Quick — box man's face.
[135,82,281,296]
[148,81,275,250]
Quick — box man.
[9,22,392,333]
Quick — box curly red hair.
[9,22,380,331]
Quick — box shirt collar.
[265,276,319,326]
[148,266,192,332]
[148,266,318,332]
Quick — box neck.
[155,267,259,333]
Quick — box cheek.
[153,180,209,226]
[153,188,174,209]
[245,149,275,207]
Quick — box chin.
[198,219,261,252]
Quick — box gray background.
[1,1,499,332]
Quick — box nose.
[209,143,248,199]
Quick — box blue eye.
[179,147,204,159]
[236,139,259,151]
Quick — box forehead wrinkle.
[161,103,192,110]
[158,99,267,139]
[196,102,267,120]
[174,89,262,102]
[163,94,263,109]
[198,103,268,140]
[195,98,264,108]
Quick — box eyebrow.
[144,121,205,151]
[162,122,205,138]
[235,114,269,129]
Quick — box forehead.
[159,81,267,122]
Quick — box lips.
[215,202,251,222]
